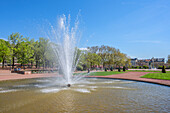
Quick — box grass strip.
[141,73,170,80]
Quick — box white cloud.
[79,48,87,50]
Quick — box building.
[137,59,150,67]
[130,58,138,67]
[151,58,165,68]
[131,57,165,68]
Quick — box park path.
[0,70,56,81]
[88,72,170,86]
[0,70,99,81]
[0,70,170,86]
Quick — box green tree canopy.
[8,33,23,68]
[0,39,11,68]
[16,38,34,68]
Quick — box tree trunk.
[31,61,33,68]
[12,56,15,69]
[103,63,105,71]
[52,62,53,68]
[48,61,50,68]
[2,58,5,69]
[36,60,38,68]
[43,61,45,70]
[90,62,92,70]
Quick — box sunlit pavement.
[88,72,170,86]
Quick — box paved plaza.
[0,70,170,86]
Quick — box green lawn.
[74,71,125,76]
[141,72,170,80]
[88,71,125,76]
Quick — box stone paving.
[88,72,170,86]
[0,70,170,86]
[0,70,56,81]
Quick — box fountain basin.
[0,78,169,113]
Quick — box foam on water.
[74,89,91,93]
[14,85,30,88]
[34,84,48,88]
[117,81,135,84]
[41,88,61,93]
[0,89,19,93]
[77,85,86,87]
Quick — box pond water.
[0,78,169,113]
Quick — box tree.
[0,57,2,63]
[8,33,23,69]
[16,38,34,69]
[87,46,99,53]
[85,52,101,70]
[125,58,131,68]
[33,40,41,68]
[114,50,126,67]
[29,39,35,68]
[39,37,49,69]
[0,39,11,68]
[88,45,131,69]
[98,45,111,68]
[45,41,57,68]
[78,52,87,70]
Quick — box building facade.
[130,57,165,68]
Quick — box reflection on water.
[0,78,169,113]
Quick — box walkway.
[0,70,170,86]
[88,72,170,86]
[0,70,56,81]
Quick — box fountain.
[0,15,169,113]
[47,14,82,87]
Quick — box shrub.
[77,65,83,71]
[158,66,163,69]
[143,65,149,69]
[123,66,126,72]
[162,65,166,73]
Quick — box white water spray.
[48,15,81,86]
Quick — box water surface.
[0,78,169,113]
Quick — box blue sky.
[0,0,170,61]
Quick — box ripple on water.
[34,84,47,88]
[73,89,91,93]
[0,89,19,93]
[14,85,30,88]
[40,88,61,93]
